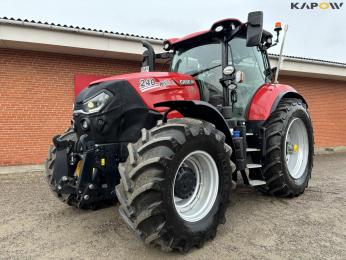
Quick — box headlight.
[82,92,111,114]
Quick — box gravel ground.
[0,153,345,260]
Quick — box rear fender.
[154,100,233,148]
[271,91,307,113]
[247,83,307,121]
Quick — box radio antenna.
[274,24,288,84]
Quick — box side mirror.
[246,11,263,47]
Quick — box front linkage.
[45,129,128,209]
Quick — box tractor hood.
[89,72,201,111]
[72,71,200,143]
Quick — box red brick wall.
[280,75,346,148]
[0,49,345,166]
[0,48,140,165]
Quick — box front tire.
[260,98,314,197]
[116,118,234,252]
[45,129,77,193]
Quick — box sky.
[0,0,345,63]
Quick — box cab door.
[228,37,270,120]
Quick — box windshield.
[171,38,268,119]
[171,42,224,105]
[172,42,221,75]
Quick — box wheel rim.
[284,118,309,179]
[173,150,219,223]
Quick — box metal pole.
[222,38,230,106]
[274,24,288,84]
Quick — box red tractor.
[45,12,314,252]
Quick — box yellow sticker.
[293,144,299,152]
[75,161,82,177]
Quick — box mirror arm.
[155,52,173,59]
[225,24,244,43]
[270,43,278,48]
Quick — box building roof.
[0,16,163,41]
[0,16,345,80]
[269,53,346,67]
[1,16,345,67]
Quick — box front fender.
[247,83,307,121]
[154,100,233,147]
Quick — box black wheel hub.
[174,166,197,199]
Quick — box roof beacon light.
[274,22,283,45]
[274,22,282,32]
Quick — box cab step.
[246,148,260,152]
[248,179,266,186]
[246,163,262,169]
[241,170,266,187]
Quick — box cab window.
[229,37,267,119]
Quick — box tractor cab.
[142,12,275,121]
[170,35,270,120]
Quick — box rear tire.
[259,98,314,197]
[116,118,234,252]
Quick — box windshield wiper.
[190,64,221,77]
